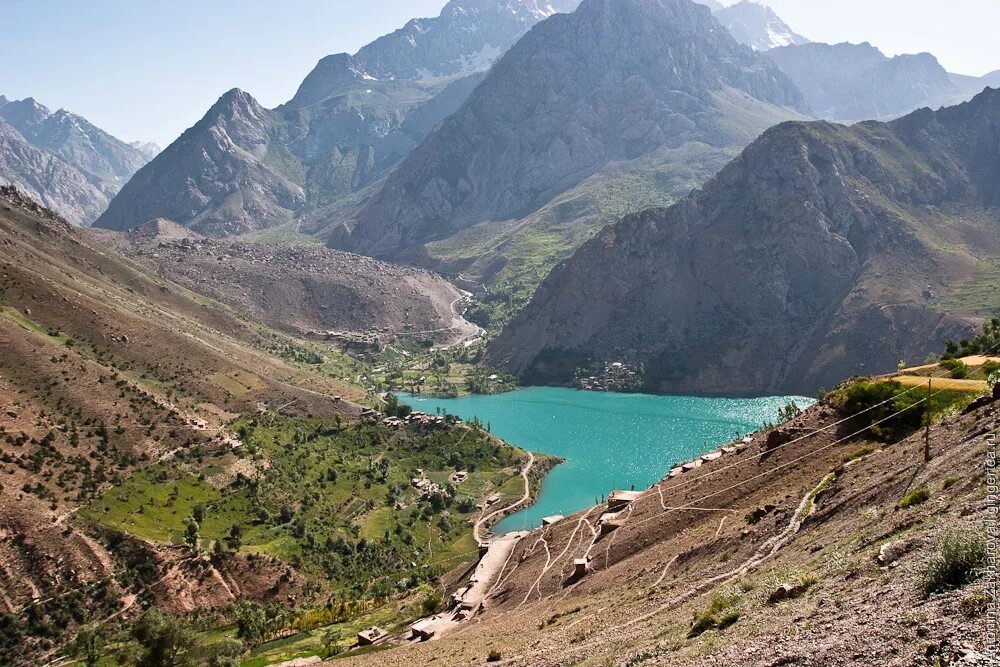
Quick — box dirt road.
[475,452,535,543]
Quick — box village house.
[607,489,642,512]
[357,626,387,646]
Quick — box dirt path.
[474,452,535,543]
[607,470,838,636]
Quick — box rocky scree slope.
[93,219,476,346]
[343,0,806,269]
[489,88,1000,395]
[95,0,580,237]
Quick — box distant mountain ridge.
[96,0,581,236]
[714,0,809,51]
[344,0,806,262]
[489,88,1000,395]
[769,42,992,121]
[0,96,153,225]
[339,0,580,81]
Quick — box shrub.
[487,649,502,662]
[981,360,1000,377]
[842,445,877,464]
[688,592,742,637]
[939,359,969,379]
[942,476,959,490]
[827,380,925,441]
[960,592,990,617]
[421,591,442,615]
[896,488,931,510]
[921,528,987,597]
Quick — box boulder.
[768,582,808,603]
[876,537,923,566]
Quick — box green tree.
[130,609,201,667]
[74,624,103,667]
[184,517,200,551]
[226,524,243,551]
[232,601,271,648]
[320,627,343,658]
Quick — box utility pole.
[924,378,932,462]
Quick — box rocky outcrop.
[488,88,1000,395]
[768,42,965,121]
[347,0,807,258]
[713,0,809,51]
[0,96,153,225]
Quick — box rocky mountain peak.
[128,141,161,159]
[0,94,155,225]
[714,0,809,50]
[350,0,582,81]
[346,0,806,257]
[207,88,265,119]
[196,88,272,151]
[0,96,53,129]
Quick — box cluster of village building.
[360,408,452,430]
[575,361,642,392]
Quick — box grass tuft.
[896,487,930,510]
[921,527,987,597]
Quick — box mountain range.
[90,0,1000,326]
[338,0,806,303]
[95,0,582,236]
[489,87,1000,394]
[768,42,997,121]
[0,96,154,225]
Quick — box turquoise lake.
[405,387,813,534]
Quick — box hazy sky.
[2,0,997,148]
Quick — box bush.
[487,649,502,662]
[842,445,877,464]
[921,528,987,596]
[942,476,959,490]
[896,488,931,510]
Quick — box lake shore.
[405,388,814,534]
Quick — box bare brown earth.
[333,396,991,666]
[90,218,479,347]
[0,194,373,642]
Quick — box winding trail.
[609,470,837,634]
[474,452,535,543]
